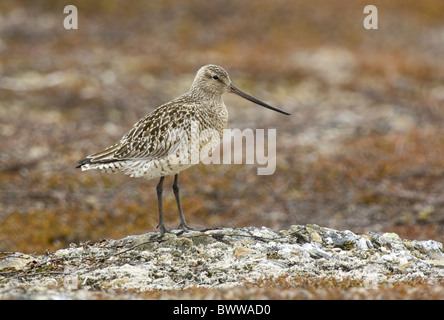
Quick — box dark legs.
[173,173,195,231]
[155,174,194,235]
[156,176,168,235]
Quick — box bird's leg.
[156,176,169,235]
[173,173,195,232]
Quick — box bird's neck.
[189,86,222,103]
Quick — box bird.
[76,64,290,235]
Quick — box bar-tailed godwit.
[76,65,290,235]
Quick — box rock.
[1,225,443,299]
[0,253,37,270]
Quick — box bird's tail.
[76,142,122,169]
[75,158,92,168]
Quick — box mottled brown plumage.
[77,65,290,235]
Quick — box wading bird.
[76,65,290,235]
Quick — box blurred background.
[1,0,443,253]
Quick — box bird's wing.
[78,103,197,166]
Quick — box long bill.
[228,83,291,115]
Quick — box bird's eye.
[212,75,219,80]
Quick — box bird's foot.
[157,223,171,237]
[179,222,197,231]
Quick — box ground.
[1,226,444,299]
[1,1,444,299]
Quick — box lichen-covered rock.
[1,225,443,299]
